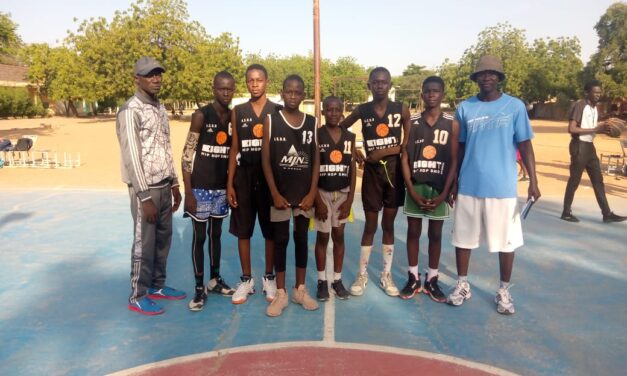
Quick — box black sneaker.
[331,279,350,300]
[603,212,627,223]
[423,275,446,303]
[560,212,580,222]
[188,286,207,311]
[317,280,329,301]
[399,271,421,300]
[207,276,235,296]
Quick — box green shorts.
[403,183,449,220]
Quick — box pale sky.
[3,0,619,75]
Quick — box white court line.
[323,243,335,342]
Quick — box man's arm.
[338,106,361,129]
[226,109,239,207]
[518,139,541,201]
[426,119,460,210]
[300,119,320,211]
[117,108,159,222]
[338,138,358,220]
[181,110,203,214]
[261,115,289,209]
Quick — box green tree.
[585,2,627,100]
[328,56,368,104]
[394,64,435,109]
[524,37,582,103]
[66,0,244,105]
[0,12,22,64]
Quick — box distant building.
[0,63,38,102]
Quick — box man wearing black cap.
[448,55,540,315]
[116,56,186,315]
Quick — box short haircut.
[214,71,235,85]
[323,95,343,109]
[246,64,268,79]
[584,80,602,92]
[283,74,305,90]
[369,67,391,81]
[422,76,445,90]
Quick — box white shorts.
[270,206,314,222]
[451,194,523,253]
[314,188,350,233]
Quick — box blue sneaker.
[128,296,164,315]
[148,286,187,300]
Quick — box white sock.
[500,280,510,288]
[459,275,468,282]
[382,244,394,272]
[318,270,326,281]
[427,268,438,281]
[334,272,341,281]
[408,265,419,279]
[359,245,372,274]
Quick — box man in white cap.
[116,56,185,315]
[448,55,541,315]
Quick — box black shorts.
[361,155,404,212]
[229,164,274,239]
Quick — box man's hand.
[299,193,316,212]
[171,186,181,212]
[338,200,352,220]
[315,201,328,221]
[354,149,366,165]
[184,193,197,215]
[272,193,290,210]
[227,185,238,208]
[141,199,158,223]
[528,181,541,202]
[409,191,427,209]
[423,193,445,212]
[448,183,458,206]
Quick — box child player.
[261,75,320,317]
[314,96,356,301]
[399,76,459,302]
[182,71,236,311]
[226,64,281,305]
[340,67,411,297]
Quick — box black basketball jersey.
[318,126,355,192]
[235,100,281,167]
[191,104,231,190]
[268,111,318,206]
[359,101,403,156]
[406,112,454,192]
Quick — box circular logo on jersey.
[216,131,228,145]
[330,150,343,164]
[376,123,389,137]
[253,123,264,138]
[422,145,437,160]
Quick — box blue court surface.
[0,189,625,375]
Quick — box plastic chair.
[600,139,627,176]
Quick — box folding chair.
[600,139,627,177]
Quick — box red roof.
[0,64,28,83]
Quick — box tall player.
[182,71,236,311]
[340,67,411,297]
[262,75,320,317]
[227,64,281,305]
[399,76,458,302]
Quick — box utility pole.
[313,0,321,124]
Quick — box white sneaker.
[447,279,472,306]
[231,277,255,304]
[495,285,515,315]
[350,272,369,296]
[262,274,277,302]
[379,271,399,296]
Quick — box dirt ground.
[1,115,626,200]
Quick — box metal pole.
[313,0,321,124]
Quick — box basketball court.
[0,189,625,375]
